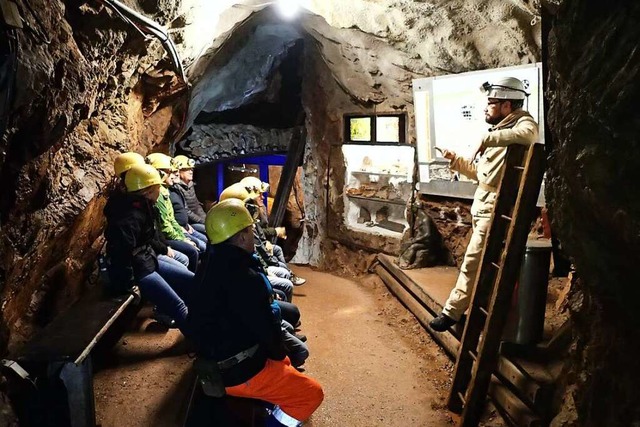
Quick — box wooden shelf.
[351,170,409,178]
[348,221,406,236]
[346,194,406,206]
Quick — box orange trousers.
[225,357,324,422]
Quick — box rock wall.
[178,123,298,162]
[545,1,640,425]
[0,1,186,352]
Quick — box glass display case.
[342,144,414,237]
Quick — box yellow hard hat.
[240,176,269,194]
[124,164,163,192]
[146,153,177,171]
[114,152,145,176]
[219,183,254,202]
[205,199,254,244]
[173,155,196,170]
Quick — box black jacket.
[246,202,279,266]
[188,243,286,386]
[247,202,277,240]
[169,185,190,228]
[175,180,206,224]
[104,191,168,286]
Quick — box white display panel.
[413,64,542,163]
[413,63,544,185]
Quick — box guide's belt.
[478,182,497,193]
[217,344,259,370]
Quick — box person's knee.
[307,379,324,411]
[282,281,293,295]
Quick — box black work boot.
[429,313,457,332]
[152,307,177,329]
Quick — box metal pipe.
[96,0,186,82]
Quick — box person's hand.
[167,247,175,258]
[441,149,456,160]
[187,240,197,247]
[187,225,194,234]
[436,146,456,160]
[265,241,274,255]
[275,227,287,239]
[274,293,283,301]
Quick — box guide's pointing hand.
[436,146,455,160]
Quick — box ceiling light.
[276,0,301,20]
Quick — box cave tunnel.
[0,1,639,426]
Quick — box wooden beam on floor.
[375,254,557,422]
[489,378,543,427]
[377,254,466,337]
[375,265,460,358]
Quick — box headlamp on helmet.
[480,77,529,101]
[174,155,196,170]
[240,176,269,195]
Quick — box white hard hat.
[480,77,528,100]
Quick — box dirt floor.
[94,266,506,426]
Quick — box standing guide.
[429,77,539,332]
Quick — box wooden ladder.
[447,143,546,426]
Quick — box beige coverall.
[442,111,539,321]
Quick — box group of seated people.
[103,152,323,427]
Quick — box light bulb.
[276,0,300,20]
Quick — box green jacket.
[156,186,187,241]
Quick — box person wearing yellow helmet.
[237,180,306,287]
[114,152,145,179]
[189,199,323,425]
[240,175,269,195]
[146,153,204,271]
[103,164,194,334]
[219,183,303,299]
[173,154,207,231]
[110,152,191,270]
[430,77,539,332]
[168,155,208,252]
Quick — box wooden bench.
[183,371,269,427]
[3,286,141,427]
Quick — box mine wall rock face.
[0,1,186,353]
[546,2,640,425]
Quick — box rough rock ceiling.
[188,22,302,125]
[161,0,540,129]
